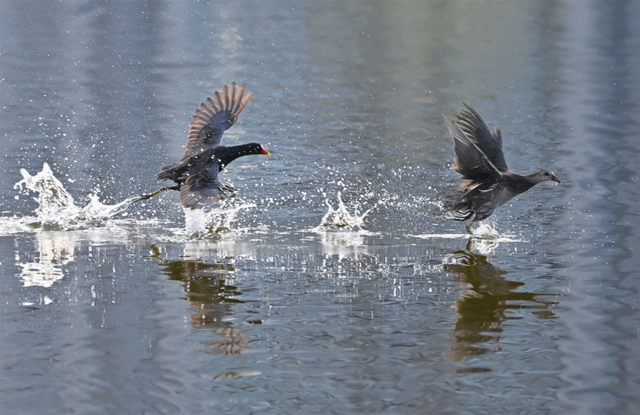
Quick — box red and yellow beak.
[261,146,271,157]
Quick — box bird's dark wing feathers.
[445,116,502,183]
[456,104,509,173]
[181,82,253,162]
[178,161,226,209]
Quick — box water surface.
[1,1,639,414]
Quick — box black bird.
[443,104,560,230]
[156,83,270,209]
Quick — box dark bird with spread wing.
[443,104,560,231]
[152,83,270,209]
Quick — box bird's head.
[244,143,270,156]
[534,169,561,184]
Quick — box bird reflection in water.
[152,246,250,355]
[443,241,558,365]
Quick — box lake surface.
[1,1,639,414]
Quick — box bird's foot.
[465,222,475,235]
[221,184,239,198]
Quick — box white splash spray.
[183,201,257,237]
[14,163,144,229]
[310,192,376,258]
[316,192,369,232]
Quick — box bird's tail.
[156,163,180,181]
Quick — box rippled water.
[1,1,639,414]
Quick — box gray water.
[1,1,639,414]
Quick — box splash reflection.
[443,242,558,364]
[17,232,73,288]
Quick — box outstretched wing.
[181,82,253,162]
[456,104,509,173]
[445,116,503,185]
[178,162,226,209]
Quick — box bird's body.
[443,104,560,227]
[157,83,270,209]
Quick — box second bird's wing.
[445,116,503,186]
[456,104,509,173]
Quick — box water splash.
[469,222,501,238]
[316,192,369,232]
[14,163,145,230]
[411,221,519,240]
[310,193,375,258]
[410,221,522,254]
[183,208,208,236]
[16,163,74,208]
[183,201,257,237]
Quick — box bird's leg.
[465,222,475,235]
[130,186,175,203]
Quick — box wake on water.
[9,163,255,236]
[8,164,372,240]
[8,164,518,250]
